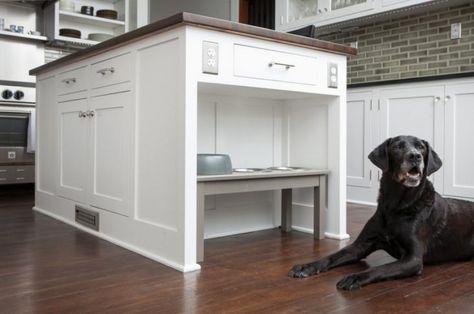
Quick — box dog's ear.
[368,138,391,172]
[422,140,442,176]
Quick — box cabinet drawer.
[0,165,34,183]
[233,44,319,85]
[91,53,132,89]
[57,66,88,95]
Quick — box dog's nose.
[408,152,422,162]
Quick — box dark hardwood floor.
[1,185,473,313]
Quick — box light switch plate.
[451,23,462,39]
[202,41,218,75]
[328,63,338,88]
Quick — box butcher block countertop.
[30,12,356,76]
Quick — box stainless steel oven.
[0,84,35,185]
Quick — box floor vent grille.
[75,206,99,231]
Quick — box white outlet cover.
[451,23,462,39]
[202,41,218,74]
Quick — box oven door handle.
[0,114,29,119]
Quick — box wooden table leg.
[197,183,205,262]
[281,188,292,232]
[314,175,326,239]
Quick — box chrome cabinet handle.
[62,78,76,84]
[96,67,115,75]
[86,110,95,118]
[445,95,451,102]
[268,62,295,70]
[434,96,440,102]
[78,111,86,118]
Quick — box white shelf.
[56,35,100,46]
[0,29,48,42]
[59,10,125,28]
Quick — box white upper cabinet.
[276,0,435,32]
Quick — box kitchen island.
[30,12,356,272]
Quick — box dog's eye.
[415,143,424,150]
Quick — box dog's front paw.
[336,273,369,290]
[288,262,325,278]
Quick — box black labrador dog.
[288,135,474,290]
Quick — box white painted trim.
[291,225,313,234]
[325,232,350,240]
[33,206,201,273]
[205,225,275,239]
[347,200,377,207]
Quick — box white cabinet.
[57,98,89,202]
[89,92,131,214]
[444,83,474,199]
[43,0,139,46]
[348,79,474,204]
[346,91,373,188]
[276,0,434,32]
[57,92,131,216]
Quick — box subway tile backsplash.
[319,2,474,84]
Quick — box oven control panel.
[0,85,35,104]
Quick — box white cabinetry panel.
[89,91,131,215]
[347,91,372,188]
[37,77,57,194]
[444,84,474,199]
[57,98,89,202]
[380,85,444,190]
[216,101,275,168]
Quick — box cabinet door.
[57,98,89,202]
[444,84,474,199]
[89,91,132,216]
[347,91,373,188]
[379,85,444,190]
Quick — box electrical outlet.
[350,41,358,48]
[202,41,218,74]
[451,23,462,39]
[328,63,338,88]
[7,151,16,159]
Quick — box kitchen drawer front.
[91,53,132,90]
[57,66,88,95]
[233,44,319,85]
[0,165,34,184]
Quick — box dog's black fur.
[288,135,474,290]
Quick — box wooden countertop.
[30,12,356,76]
[197,168,329,182]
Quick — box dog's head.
[368,136,442,188]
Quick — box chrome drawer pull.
[62,78,76,84]
[268,62,295,70]
[16,169,25,172]
[0,169,7,173]
[16,177,25,180]
[0,178,7,181]
[86,110,95,118]
[96,67,115,75]
[78,111,87,118]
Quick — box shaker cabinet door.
[379,85,444,191]
[57,98,90,202]
[444,84,474,199]
[88,91,132,216]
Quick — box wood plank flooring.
[1,184,473,313]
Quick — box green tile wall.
[319,2,474,84]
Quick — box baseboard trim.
[33,206,201,273]
[324,232,350,240]
[205,225,275,239]
[291,225,313,234]
[347,199,377,207]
